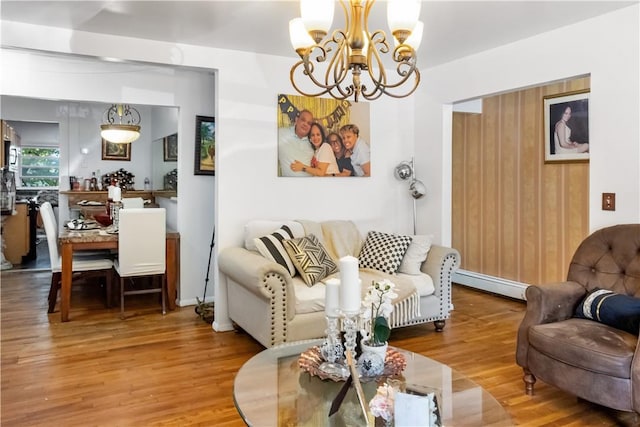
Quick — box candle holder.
[319,314,349,379]
[342,312,359,359]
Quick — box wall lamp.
[394,157,426,234]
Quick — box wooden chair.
[40,202,113,313]
[114,208,166,319]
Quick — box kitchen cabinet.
[3,202,29,265]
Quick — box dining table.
[57,226,180,322]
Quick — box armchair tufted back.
[567,224,640,297]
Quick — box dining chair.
[121,197,144,209]
[114,208,166,319]
[40,202,114,313]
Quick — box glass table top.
[233,340,512,426]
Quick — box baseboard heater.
[453,269,528,301]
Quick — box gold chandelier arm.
[289,0,421,102]
[290,33,354,99]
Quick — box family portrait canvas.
[543,90,590,163]
[277,93,371,177]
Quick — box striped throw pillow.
[253,225,296,276]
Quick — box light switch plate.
[602,193,615,211]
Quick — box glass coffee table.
[233,340,512,426]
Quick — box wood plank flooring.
[1,270,637,426]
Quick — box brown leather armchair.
[516,224,640,413]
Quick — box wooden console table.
[58,228,180,322]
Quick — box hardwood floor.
[1,270,637,426]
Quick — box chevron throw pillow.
[358,231,412,274]
[283,234,338,287]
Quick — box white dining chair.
[115,208,166,319]
[40,202,114,313]
[121,197,144,209]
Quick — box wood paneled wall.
[452,77,590,285]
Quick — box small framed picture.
[543,90,590,163]
[101,138,131,161]
[194,115,215,175]
[163,133,178,161]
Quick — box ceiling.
[0,1,636,68]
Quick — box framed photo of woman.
[543,90,590,163]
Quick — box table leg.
[166,237,178,310]
[61,242,73,322]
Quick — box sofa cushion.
[283,234,338,287]
[529,318,636,378]
[358,231,412,274]
[294,278,328,314]
[397,234,433,275]
[399,273,435,297]
[244,220,305,251]
[574,288,640,335]
[254,225,297,276]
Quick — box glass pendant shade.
[100,124,141,144]
[300,0,334,33]
[289,18,314,51]
[387,0,421,33]
[404,21,424,50]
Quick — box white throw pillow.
[397,235,433,275]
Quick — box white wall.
[414,5,640,243]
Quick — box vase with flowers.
[358,279,397,376]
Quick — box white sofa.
[219,220,460,348]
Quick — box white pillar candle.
[324,278,340,317]
[339,255,361,315]
[112,186,122,202]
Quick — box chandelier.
[100,104,141,143]
[289,0,423,102]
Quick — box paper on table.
[394,391,440,427]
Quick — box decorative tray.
[298,346,406,382]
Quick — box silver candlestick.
[342,312,359,359]
[319,314,349,378]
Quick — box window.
[20,147,59,188]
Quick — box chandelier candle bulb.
[339,256,361,314]
[324,278,341,317]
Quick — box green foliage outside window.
[20,147,60,188]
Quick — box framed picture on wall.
[543,90,590,163]
[163,133,178,161]
[194,115,215,175]
[101,138,131,161]
[276,93,371,177]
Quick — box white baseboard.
[453,269,528,300]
